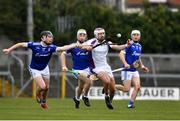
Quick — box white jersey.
[85,38,113,77]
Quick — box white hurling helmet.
[94,28,105,38]
[77,29,87,38]
[131,30,141,38]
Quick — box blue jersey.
[125,42,142,71]
[28,42,57,70]
[66,47,94,70]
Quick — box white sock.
[76,96,80,101]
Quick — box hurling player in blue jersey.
[115,30,149,108]
[60,29,94,109]
[3,31,80,109]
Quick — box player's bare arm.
[110,39,133,51]
[3,42,28,55]
[79,45,92,51]
[118,51,130,69]
[56,43,79,52]
[59,51,68,72]
[139,58,149,72]
[111,44,128,51]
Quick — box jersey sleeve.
[51,45,57,53]
[124,47,129,54]
[27,41,34,49]
[84,38,96,46]
[108,41,113,48]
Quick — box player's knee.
[39,85,46,90]
[101,77,110,84]
[110,88,115,94]
[135,85,141,91]
[106,80,111,85]
[42,85,49,91]
[45,87,49,91]
[78,86,84,91]
[123,87,131,92]
[86,79,92,85]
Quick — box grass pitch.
[0,98,180,120]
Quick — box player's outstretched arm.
[80,45,92,51]
[110,39,133,51]
[59,51,68,72]
[3,42,28,55]
[56,43,79,52]
[111,44,128,51]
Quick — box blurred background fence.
[1,50,180,98]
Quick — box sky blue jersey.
[28,42,57,70]
[66,47,94,70]
[125,42,142,71]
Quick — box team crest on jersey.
[42,48,46,51]
[132,51,141,56]
[76,51,89,55]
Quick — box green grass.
[0,98,180,120]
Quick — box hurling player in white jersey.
[60,29,94,108]
[116,30,149,108]
[82,27,131,109]
[3,31,80,109]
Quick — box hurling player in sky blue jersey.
[3,31,80,109]
[116,30,149,108]
[60,29,94,108]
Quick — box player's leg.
[116,80,131,92]
[39,66,50,109]
[83,79,91,97]
[33,76,49,109]
[97,71,114,109]
[131,77,141,101]
[116,71,132,92]
[76,72,92,107]
[109,77,115,101]
[77,79,85,99]
[78,68,92,107]
[97,71,111,95]
[82,77,91,107]
[128,76,141,108]
[73,79,84,109]
[128,71,140,108]
[29,67,46,104]
[72,69,90,108]
[42,75,50,97]
[38,77,49,109]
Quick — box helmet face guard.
[94,28,105,39]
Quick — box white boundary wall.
[86,87,180,100]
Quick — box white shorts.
[121,70,139,81]
[93,65,113,78]
[29,66,50,79]
[73,67,91,76]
